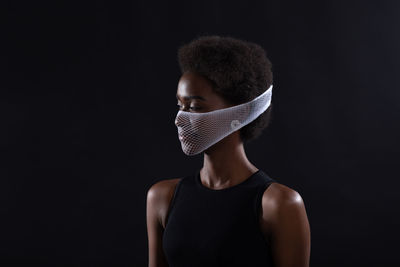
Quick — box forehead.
[176,72,216,101]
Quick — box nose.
[175,111,186,127]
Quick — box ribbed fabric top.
[162,169,276,267]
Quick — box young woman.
[146,35,311,267]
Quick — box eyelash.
[177,104,201,111]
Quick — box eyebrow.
[176,94,206,101]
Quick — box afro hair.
[177,35,274,143]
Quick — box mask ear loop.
[229,85,273,130]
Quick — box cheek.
[189,116,210,133]
[177,116,209,143]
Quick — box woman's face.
[175,71,234,155]
[176,71,231,113]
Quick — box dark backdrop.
[4,0,400,266]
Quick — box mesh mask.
[175,84,273,156]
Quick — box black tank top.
[162,168,276,267]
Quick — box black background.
[4,0,400,266]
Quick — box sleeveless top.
[162,169,276,267]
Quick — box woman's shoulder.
[259,181,308,236]
[148,177,182,191]
[259,181,311,265]
[146,177,183,229]
[147,177,183,205]
[262,182,302,206]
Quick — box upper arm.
[260,183,311,267]
[146,179,180,267]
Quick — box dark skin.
[146,71,311,267]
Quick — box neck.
[200,134,258,189]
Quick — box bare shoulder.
[259,182,307,235]
[146,178,182,229]
[259,181,310,243]
[262,182,304,207]
[260,183,311,266]
[147,178,182,202]
[146,178,182,267]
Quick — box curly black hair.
[177,35,274,143]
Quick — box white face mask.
[175,85,273,155]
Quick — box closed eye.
[177,104,202,111]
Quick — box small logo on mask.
[231,120,241,129]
